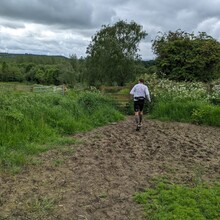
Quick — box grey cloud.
[196,17,220,41]
[0,25,89,57]
[0,0,115,29]
[1,0,220,59]
[0,19,25,29]
[123,0,220,31]
[193,1,220,18]
[91,6,116,27]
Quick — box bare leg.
[135,112,140,125]
[139,111,143,125]
[135,111,141,131]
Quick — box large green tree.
[86,20,147,86]
[152,30,220,82]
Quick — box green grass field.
[0,90,124,172]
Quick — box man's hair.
[139,79,144,83]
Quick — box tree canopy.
[86,20,147,86]
[152,30,220,82]
[0,54,86,86]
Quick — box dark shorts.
[134,98,145,112]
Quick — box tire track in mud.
[0,116,220,219]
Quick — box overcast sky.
[0,0,220,60]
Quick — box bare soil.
[0,116,220,220]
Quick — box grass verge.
[150,99,220,127]
[134,180,220,220]
[0,91,124,172]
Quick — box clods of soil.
[0,116,220,219]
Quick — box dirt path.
[1,116,220,220]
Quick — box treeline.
[0,53,153,87]
[1,21,220,86]
[0,54,86,86]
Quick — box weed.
[23,196,56,218]
[134,181,220,220]
[52,159,65,167]
[99,193,108,199]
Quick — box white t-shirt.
[130,83,151,102]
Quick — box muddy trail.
[0,116,220,220]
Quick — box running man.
[130,79,151,131]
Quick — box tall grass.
[139,73,220,126]
[150,97,220,126]
[0,91,124,171]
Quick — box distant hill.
[0,52,68,60]
[0,52,70,65]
